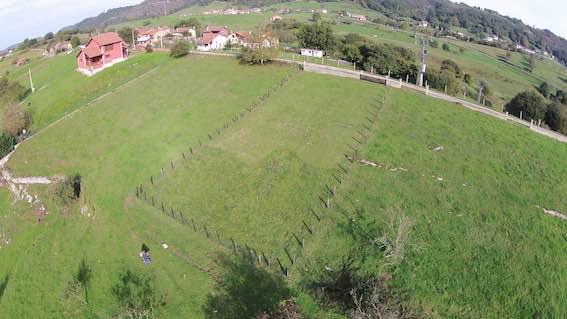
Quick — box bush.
[358,43,418,81]
[238,47,279,65]
[170,41,190,58]
[296,22,337,52]
[0,78,28,106]
[429,40,439,48]
[504,90,547,121]
[112,269,166,319]
[55,174,81,205]
[145,43,153,53]
[440,59,461,77]
[442,43,450,51]
[70,36,81,48]
[425,68,461,94]
[0,133,15,159]
[545,103,567,134]
[2,103,30,137]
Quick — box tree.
[112,269,166,318]
[505,50,512,60]
[358,43,418,81]
[145,43,153,53]
[527,53,536,72]
[504,90,547,121]
[441,59,462,77]
[239,47,279,65]
[537,82,551,98]
[341,44,363,65]
[44,32,54,41]
[70,36,81,48]
[312,12,322,23]
[176,18,202,36]
[118,27,137,47]
[170,41,190,58]
[442,43,450,52]
[0,133,15,159]
[429,40,439,48]
[75,258,92,303]
[3,103,30,137]
[296,23,337,52]
[545,103,567,134]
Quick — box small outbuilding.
[300,48,324,58]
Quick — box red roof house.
[76,32,128,76]
[203,25,231,37]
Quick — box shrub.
[145,43,153,53]
[429,40,439,48]
[504,90,547,121]
[440,59,461,77]
[442,43,450,51]
[0,133,15,159]
[545,103,567,134]
[70,36,81,48]
[0,77,28,105]
[2,103,30,137]
[55,174,81,205]
[238,47,279,65]
[170,41,190,58]
[112,269,166,319]
[425,68,461,94]
[537,82,551,98]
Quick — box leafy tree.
[170,41,190,58]
[527,53,536,72]
[0,133,15,159]
[440,59,461,77]
[341,44,363,65]
[55,174,81,205]
[176,18,202,36]
[0,77,28,106]
[118,27,137,46]
[239,47,279,65]
[296,23,337,52]
[552,90,567,104]
[505,50,512,60]
[112,269,166,319]
[70,36,81,48]
[2,103,30,137]
[75,258,92,303]
[429,40,439,48]
[312,12,322,23]
[341,33,366,46]
[442,43,450,51]
[504,90,547,121]
[545,103,567,134]
[425,68,461,94]
[358,43,418,81]
[145,43,153,53]
[537,82,551,98]
[44,32,54,40]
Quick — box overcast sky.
[1,0,566,50]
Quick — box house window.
[105,43,114,51]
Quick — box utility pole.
[28,68,35,93]
[418,37,428,87]
[477,81,484,104]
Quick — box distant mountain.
[353,0,567,64]
[66,0,201,31]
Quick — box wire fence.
[134,72,388,277]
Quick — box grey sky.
[1,0,566,50]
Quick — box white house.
[418,20,429,28]
[300,48,324,58]
[197,33,229,51]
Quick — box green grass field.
[1,2,567,316]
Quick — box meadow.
[0,16,566,317]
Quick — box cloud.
[0,0,140,49]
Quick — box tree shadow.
[203,253,291,319]
[0,274,9,301]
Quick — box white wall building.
[300,48,324,58]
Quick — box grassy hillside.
[0,43,565,318]
[109,0,567,111]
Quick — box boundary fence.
[135,86,388,277]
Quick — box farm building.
[197,32,229,51]
[203,25,231,37]
[300,48,324,58]
[271,15,282,21]
[76,32,128,76]
[351,14,366,21]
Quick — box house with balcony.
[76,32,128,76]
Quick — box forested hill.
[67,0,199,31]
[66,0,567,65]
[353,0,567,64]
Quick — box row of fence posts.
[132,71,300,276]
[279,93,387,270]
[135,93,386,277]
[142,71,298,189]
